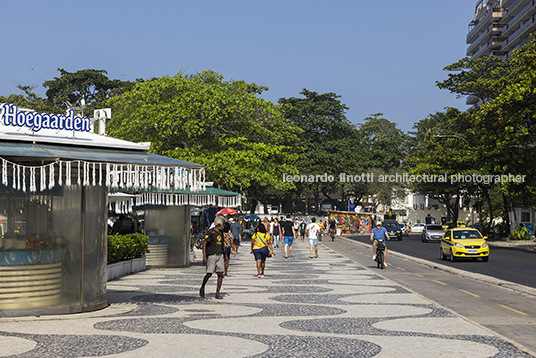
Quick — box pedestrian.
[281,214,296,258]
[222,221,236,278]
[271,218,281,248]
[199,216,226,299]
[262,217,271,233]
[318,220,324,241]
[229,217,242,253]
[294,219,300,241]
[307,217,321,258]
[299,219,306,242]
[329,218,336,241]
[250,224,274,277]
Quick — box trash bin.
[336,228,342,236]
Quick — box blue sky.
[1,0,476,133]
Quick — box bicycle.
[375,241,386,269]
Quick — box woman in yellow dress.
[250,224,274,278]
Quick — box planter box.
[107,257,146,281]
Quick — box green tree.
[433,34,536,234]
[106,70,301,212]
[43,68,129,113]
[278,89,369,213]
[436,56,512,103]
[470,36,536,232]
[407,112,449,154]
[0,85,56,113]
[357,113,408,211]
[360,113,407,170]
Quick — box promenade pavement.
[1,237,534,357]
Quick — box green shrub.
[107,233,149,264]
[510,226,531,241]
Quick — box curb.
[336,235,536,298]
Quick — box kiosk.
[0,104,204,316]
[108,186,242,267]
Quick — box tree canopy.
[409,33,536,235]
[43,68,129,112]
[279,89,371,212]
[105,70,301,212]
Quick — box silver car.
[421,224,444,242]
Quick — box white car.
[399,223,410,236]
[411,223,425,234]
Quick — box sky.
[0,0,477,133]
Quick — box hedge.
[510,226,531,241]
[108,232,150,264]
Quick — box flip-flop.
[315,255,318,258]
[215,295,223,299]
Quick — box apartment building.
[467,0,536,59]
[466,0,536,104]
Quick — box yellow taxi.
[440,227,489,262]
[442,221,466,230]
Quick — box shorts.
[206,254,224,273]
[233,238,240,247]
[374,240,387,248]
[253,246,269,262]
[309,237,318,246]
[284,236,294,245]
[224,246,231,260]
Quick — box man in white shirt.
[306,218,321,258]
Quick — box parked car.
[440,227,489,262]
[411,223,425,234]
[399,223,409,236]
[383,221,402,240]
[421,224,444,242]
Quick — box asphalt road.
[345,233,536,288]
[321,236,536,355]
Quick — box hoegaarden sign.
[1,103,92,133]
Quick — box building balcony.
[467,22,504,53]
[502,0,531,22]
[502,1,536,36]
[504,14,536,51]
[467,9,504,43]
[469,36,503,58]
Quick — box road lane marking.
[459,289,480,298]
[432,280,447,285]
[396,267,406,271]
[415,274,424,278]
[498,304,528,316]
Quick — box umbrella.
[216,208,238,216]
[245,214,260,220]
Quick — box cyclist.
[370,222,390,266]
